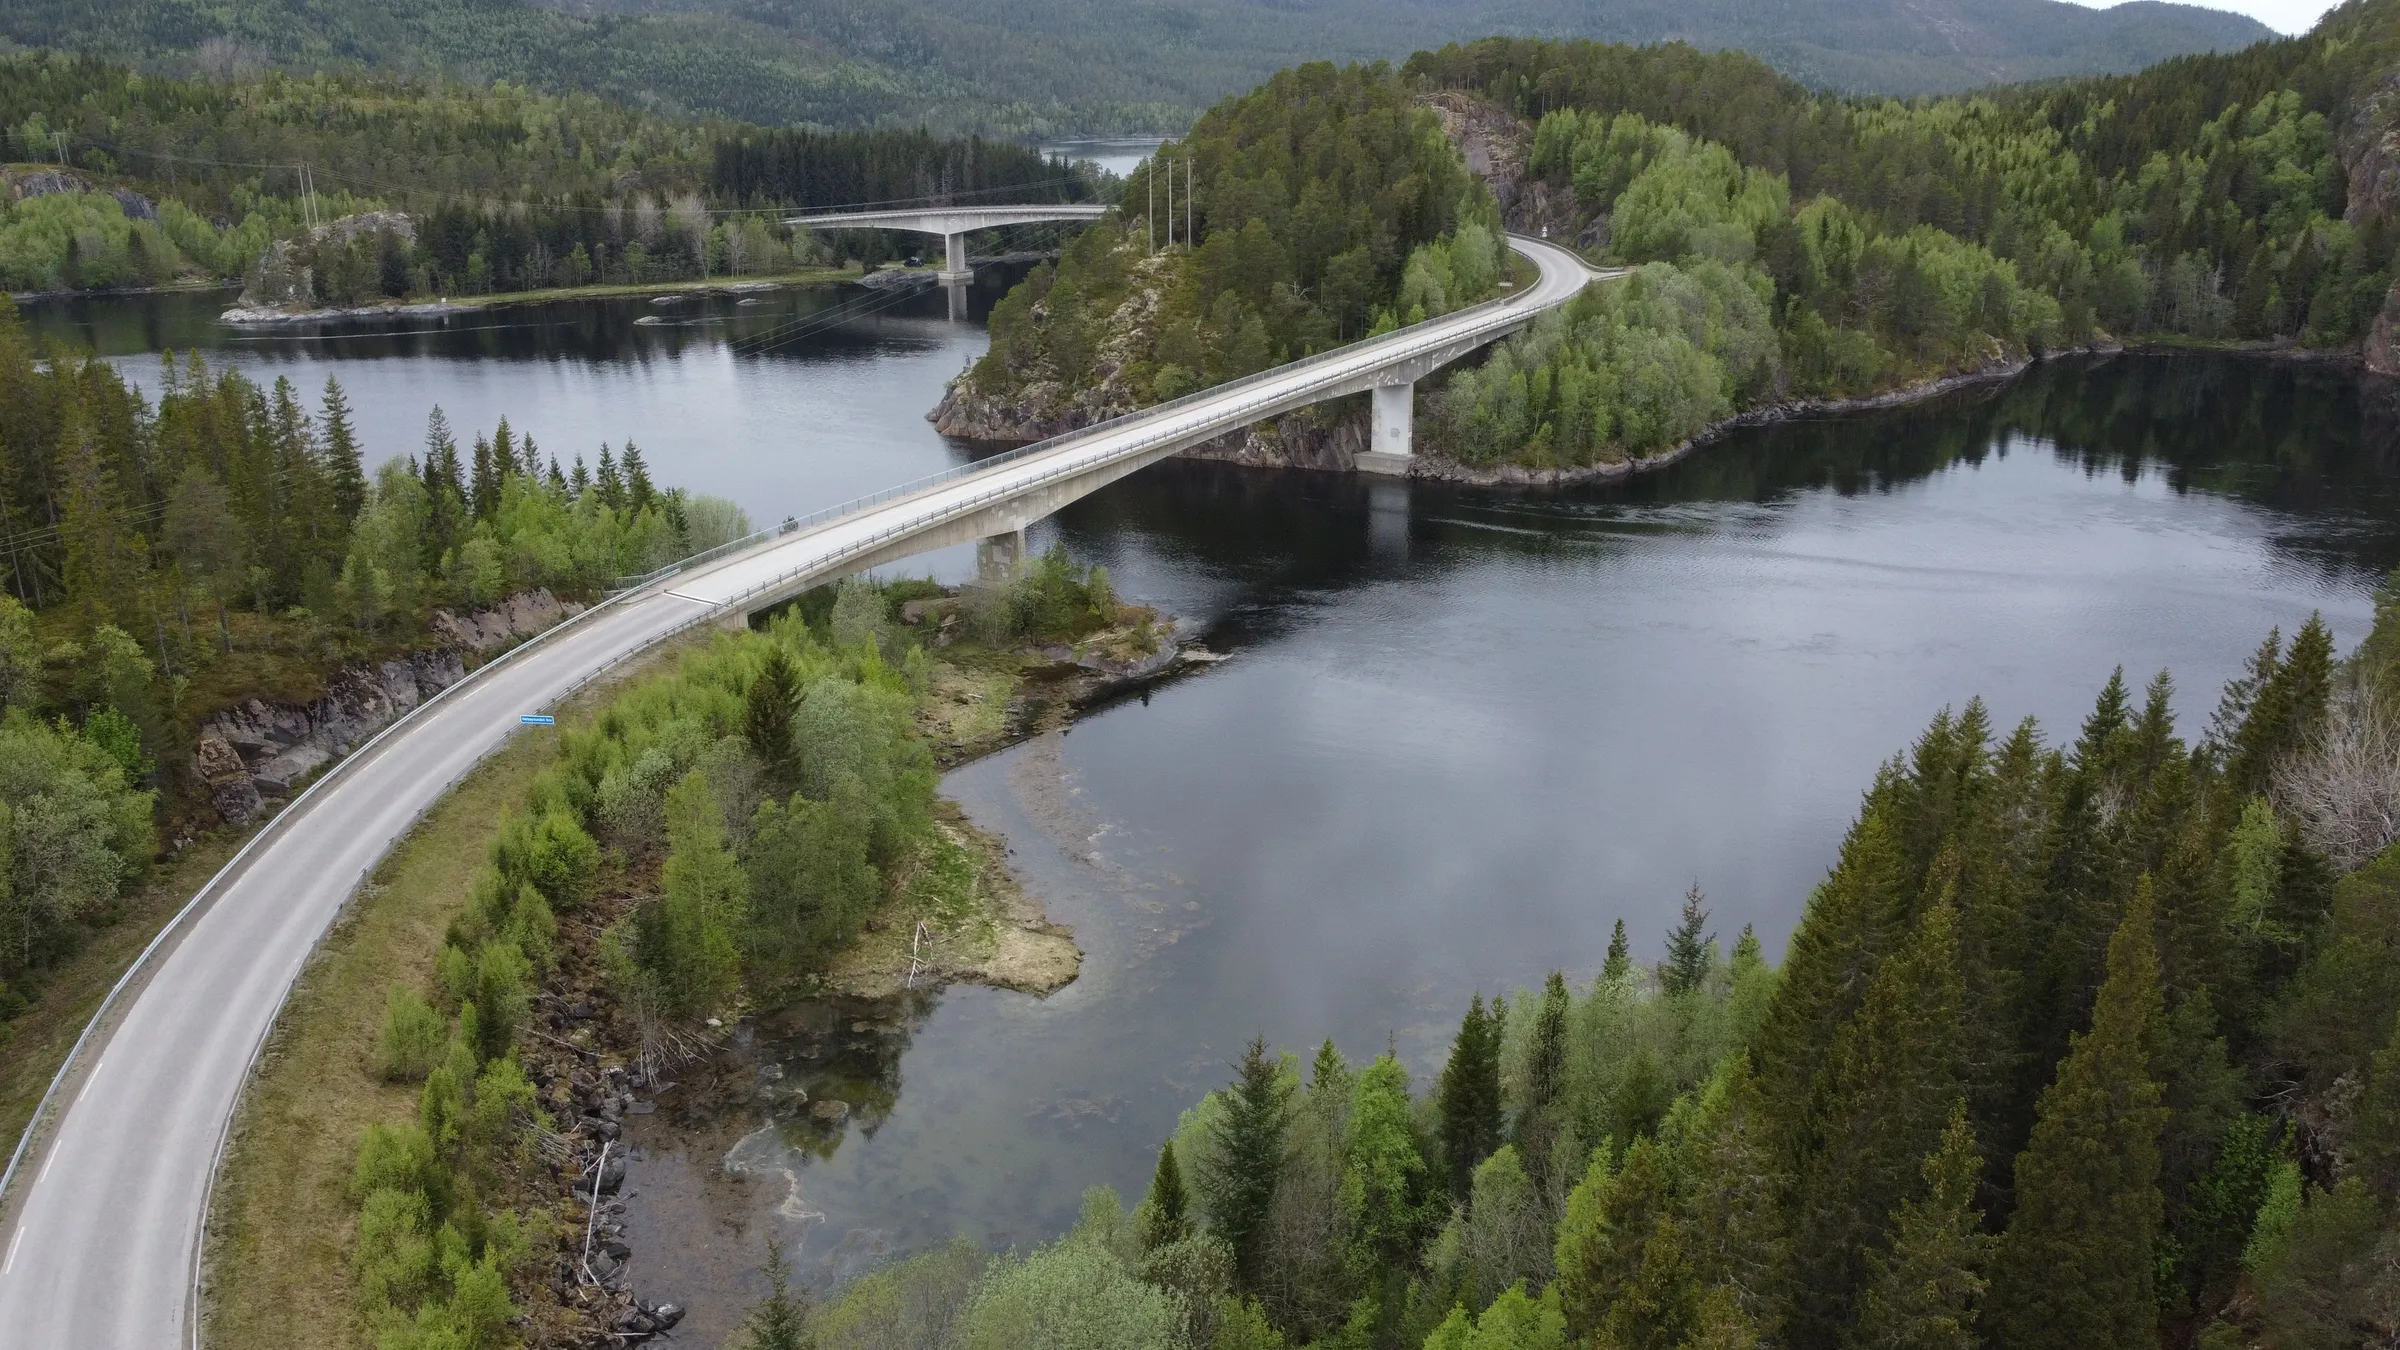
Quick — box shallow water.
[33,285,2400,1341]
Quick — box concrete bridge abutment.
[1358,380,1416,476]
[941,232,972,284]
[975,528,1029,582]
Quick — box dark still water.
[28,286,2400,1340]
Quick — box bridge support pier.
[975,528,1028,582]
[939,231,973,283]
[1357,380,1416,476]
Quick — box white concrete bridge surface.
[0,233,1598,1348]
[789,203,1112,280]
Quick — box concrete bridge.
[0,233,1603,1349]
[789,203,1113,281]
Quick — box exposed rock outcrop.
[1419,91,1600,248]
[426,588,585,653]
[2341,72,2400,374]
[191,590,585,822]
[2,168,156,221]
[195,649,466,823]
[236,210,416,310]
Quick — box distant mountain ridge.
[0,0,2277,134]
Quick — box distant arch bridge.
[788,203,1113,281]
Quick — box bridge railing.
[610,239,1576,594]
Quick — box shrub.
[376,985,447,1082]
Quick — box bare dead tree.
[2275,682,2400,872]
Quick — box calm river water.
[29,282,2400,1342]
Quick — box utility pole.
[1147,167,1154,255]
[1164,160,1173,250]
[1186,156,1193,251]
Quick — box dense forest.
[0,54,1102,299]
[0,295,749,1017]
[689,588,2400,1350]
[0,0,2270,138]
[943,63,1512,433]
[1399,1,2400,468]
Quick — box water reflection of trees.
[1063,354,2400,597]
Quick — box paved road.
[0,234,1596,1347]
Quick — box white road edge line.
[4,1224,22,1276]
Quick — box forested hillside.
[1,0,2271,136]
[0,55,1099,297]
[1401,4,2400,469]
[964,1,2400,475]
[934,63,1511,440]
[0,297,749,1018]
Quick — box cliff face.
[1417,91,1599,248]
[190,589,583,824]
[2343,70,2400,375]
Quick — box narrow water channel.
[28,282,2400,1343]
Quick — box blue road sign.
[520,714,556,726]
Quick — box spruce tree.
[319,377,366,522]
[1849,1104,1989,1350]
[1785,899,1968,1346]
[745,646,804,784]
[1505,972,1564,1188]
[1603,919,1633,985]
[1139,1140,1190,1251]
[1986,884,2168,1350]
[1662,886,1714,996]
[1437,994,1505,1198]
[1205,1035,1293,1285]
[735,1239,816,1350]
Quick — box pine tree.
[1437,994,1505,1198]
[1139,1140,1190,1251]
[1662,885,1714,996]
[1848,1103,1989,1350]
[1985,884,2168,1350]
[735,1239,816,1350]
[1205,1035,1293,1284]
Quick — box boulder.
[809,1098,852,1125]
[194,733,263,825]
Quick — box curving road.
[0,234,1596,1347]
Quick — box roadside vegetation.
[0,292,745,1114]
[316,560,1153,1345]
